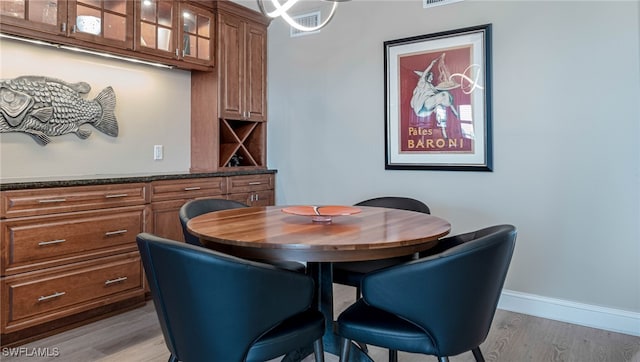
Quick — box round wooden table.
[187,205,451,361]
[187,205,451,261]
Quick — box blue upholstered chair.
[137,233,325,362]
[336,225,517,362]
[332,196,431,298]
[178,198,247,247]
[179,198,305,272]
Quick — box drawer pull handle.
[183,187,201,191]
[38,291,66,302]
[38,239,66,246]
[248,182,262,185]
[105,277,128,285]
[105,193,128,198]
[104,229,128,236]
[38,198,66,203]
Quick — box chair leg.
[339,338,351,362]
[389,349,398,362]
[168,354,178,362]
[438,357,450,362]
[472,347,485,362]
[313,338,325,362]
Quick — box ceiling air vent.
[423,0,463,9]
[290,11,321,37]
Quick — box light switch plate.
[154,145,163,160]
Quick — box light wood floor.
[3,284,639,362]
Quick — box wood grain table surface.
[186,205,452,263]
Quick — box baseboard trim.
[498,289,640,337]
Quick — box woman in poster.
[409,53,460,139]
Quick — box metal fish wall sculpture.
[0,76,118,145]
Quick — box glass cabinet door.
[0,0,66,35]
[179,3,213,65]
[135,1,213,66]
[70,0,133,49]
[136,0,176,58]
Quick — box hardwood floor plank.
[97,335,168,362]
[481,308,526,361]
[2,285,639,362]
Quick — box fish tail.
[92,86,118,137]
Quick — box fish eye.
[1,89,15,103]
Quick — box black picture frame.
[384,24,493,171]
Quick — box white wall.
[0,38,192,181]
[264,0,640,318]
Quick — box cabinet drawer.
[1,206,145,276]
[151,177,227,202]
[227,174,274,193]
[228,190,274,206]
[2,252,143,332]
[0,183,148,218]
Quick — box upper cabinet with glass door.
[68,0,134,49]
[136,0,174,58]
[0,0,133,49]
[0,0,68,37]
[136,0,213,67]
[180,2,213,66]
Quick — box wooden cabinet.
[1,206,146,276]
[190,2,269,172]
[0,0,67,38]
[0,183,147,346]
[135,0,214,67]
[70,0,134,49]
[0,183,147,218]
[0,0,134,50]
[227,174,274,206]
[149,174,275,240]
[180,2,214,66]
[0,0,214,71]
[217,10,267,169]
[1,252,143,335]
[218,12,266,122]
[0,172,275,347]
[149,177,226,241]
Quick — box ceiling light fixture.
[257,0,350,32]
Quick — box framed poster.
[384,24,493,171]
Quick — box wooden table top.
[187,205,451,262]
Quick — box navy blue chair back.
[333,196,431,297]
[179,198,247,246]
[364,224,516,357]
[337,225,517,361]
[137,233,324,362]
[355,196,430,214]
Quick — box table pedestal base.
[282,263,373,362]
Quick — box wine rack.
[219,119,265,168]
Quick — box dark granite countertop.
[0,169,277,191]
